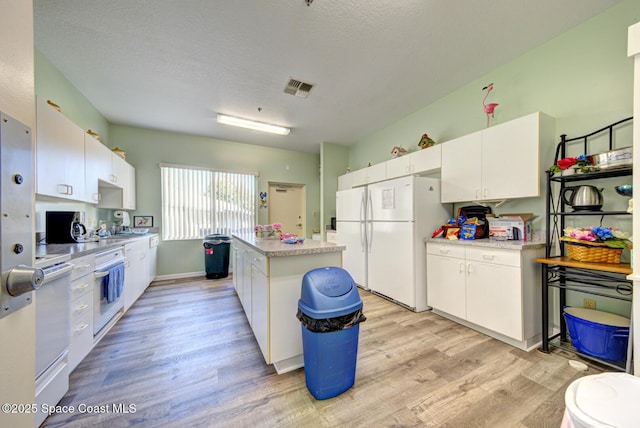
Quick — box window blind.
[160,164,257,240]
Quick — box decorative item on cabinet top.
[390,146,407,158]
[418,133,436,149]
[482,83,499,128]
[112,146,126,160]
[87,129,101,141]
[46,99,61,112]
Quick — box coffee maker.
[46,211,87,243]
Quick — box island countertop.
[232,233,345,257]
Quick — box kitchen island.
[232,234,345,374]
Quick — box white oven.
[93,247,125,336]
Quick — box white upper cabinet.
[351,162,386,187]
[113,154,136,210]
[386,144,441,179]
[441,132,482,202]
[98,155,136,210]
[84,132,112,203]
[337,172,353,191]
[36,97,86,201]
[441,112,554,203]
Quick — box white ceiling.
[34,0,622,153]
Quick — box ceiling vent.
[284,78,314,98]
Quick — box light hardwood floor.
[42,276,604,427]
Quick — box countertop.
[425,235,546,250]
[36,233,158,260]
[232,233,345,257]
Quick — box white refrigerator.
[336,175,450,311]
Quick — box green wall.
[349,1,639,169]
[34,50,110,144]
[348,0,639,220]
[109,125,320,276]
[320,142,349,237]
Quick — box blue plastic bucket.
[563,307,629,362]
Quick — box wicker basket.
[561,237,623,264]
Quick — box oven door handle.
[94,270,110,279]
[42,263,74,283]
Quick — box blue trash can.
[296,267,366,400]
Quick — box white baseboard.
[153,268,234,282]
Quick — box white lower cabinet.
[148,236,158,284]
[251,255,268,361]
[232,239,342,374]
[68,254,95,372]
[426,241,544,350]
[426,245,466,319]
[67,235,158,373]
[124,239,148,311]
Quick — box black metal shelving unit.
[537,117,634,373]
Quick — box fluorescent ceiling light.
[217,114,290,135]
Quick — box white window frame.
[160,163,258,241]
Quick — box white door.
[368,221,414,307]
[368,176,414,221]
[268,183,305,235]
[336,221,367,288]
[336,186,366,222]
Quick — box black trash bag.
[296,308,366,333]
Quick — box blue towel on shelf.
[102,263,125,303]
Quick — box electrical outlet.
[584,298,597,310]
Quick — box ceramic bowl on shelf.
[614,185,632,197]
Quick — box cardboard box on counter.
[487,213,537,241]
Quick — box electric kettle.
[561,185,604,211]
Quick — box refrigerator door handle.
[367,189,373,253]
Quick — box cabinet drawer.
[70,255,94,281]
[69,310,93,371]
[251,252,268,276]
[465,246,520,267]
[426,242,465,259]
[71,291,92,322]
[70,276,92,299]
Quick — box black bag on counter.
[457,206,492,239]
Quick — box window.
[160,164,257,240]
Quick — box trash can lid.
[203,234,232,243]
[298,267,363,318]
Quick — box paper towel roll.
[114,210,131,227]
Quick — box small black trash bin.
[203,234,231,279]
[296,267,366,400]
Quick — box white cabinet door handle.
[75,323,89,332]
[458,262,465,273]
[73,264,91,270]
[467,264,473,274]
[74,304,89,313]
[74,283,89,291]
[439,249,450,254]
[483,254,495,260]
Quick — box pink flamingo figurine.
[482,83,499,127]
